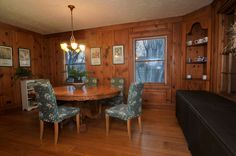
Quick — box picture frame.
[0,45,13,67]
[90,48,101,65]
[19,48,31,67]
[113,45,124,64]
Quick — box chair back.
[127,82,144,116]
[34,79,59,122]
[111,77,124,96]
[85,77,98,87]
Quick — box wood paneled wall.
[181,6,212,91]
[1,1,226,111]
[45,17,183,108]
[0,22,46,111]
[43,6,215,108]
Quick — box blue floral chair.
[84,77,98,87]
[33,79,80,144]
[105,82,144,139]
[108,78,125,105]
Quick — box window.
[221,11,236,95]
[65,50,86,78]
[135,36,167,83]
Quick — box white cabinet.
[21,79,38,111]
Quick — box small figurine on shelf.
[186,40,193,46]
[186,74,192,79]
[202,75,207,80]
[187,57,192,63]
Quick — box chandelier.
[60,5,85,53]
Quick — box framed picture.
[113,45,124,64]
[19,48,31,67]
[0,45,13,67]
[90,48,101,65]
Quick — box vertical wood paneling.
[0,22,44,111]
[172,22,182,103]
[113,29,129,94]
[2,1,229,110]
[45,18,183,108]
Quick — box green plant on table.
[68,68,88,83]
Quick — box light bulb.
[65,48,69,52]
[60,43,68,51]
[79,44,86,51]
[71,42,78,50]
[75,49,81,53]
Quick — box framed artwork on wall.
[19,48,31,67]
[91,48,101,65]
[113,45,124,64]
[0,45,13,67]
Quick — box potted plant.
[67,68,87,83]
[14,67,33,80]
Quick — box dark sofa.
[176,90,236,156]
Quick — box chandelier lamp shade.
[60,5,85,53]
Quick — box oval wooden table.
[54,85,120,101]
[54,85,120,122]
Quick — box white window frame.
[134,36,167,84]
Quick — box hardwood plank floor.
[0,108,191,156]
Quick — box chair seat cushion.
[105,104,139,120]
[57,106,80,122]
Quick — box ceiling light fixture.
[60,5,85,53]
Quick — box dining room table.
[53,84,120,119]
[54,85,120,102]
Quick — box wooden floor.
[0,108,191,156]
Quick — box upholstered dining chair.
[105,82,144,139]
[33,79,80,144]
[109,77,125,106]
[84,77,98,87]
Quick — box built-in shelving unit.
[182,21,211,91]
[21,79,38,111]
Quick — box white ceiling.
[0,0,213,35]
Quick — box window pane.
[67,64,86,72]
[65,51,85,64]
[135,38,165,61]
[135,61,165,83]
[65,50,86,80]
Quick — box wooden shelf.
[183,22,210,91]
[186,61,207,64]
[186,42,207,47]
[184,78,209,81]
[221,72,236,75]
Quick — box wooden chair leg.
[127,119,131,140]
[40,120,44,141]
[138,116,142,133]
[105,114,109,136]
[54,122,59,144]
[76,114,80,133]
[99,103,102,115]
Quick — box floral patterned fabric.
[105,82,144,120]
[109,78,125,105]
[85,77,98,87]
[34,79,80,123]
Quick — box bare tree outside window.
[65,51,86,77]
[135,37,166,83]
